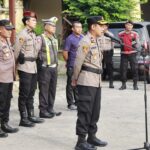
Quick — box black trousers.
[103,50,113,82]
[76,85,101,137]
[0,83,13,122]
[66,67,78,106]
[38,67,57,113]
[18,71,37,112]
[120,53,138,83]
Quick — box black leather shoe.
[28,116,44,123]
[0,128,8,138]
[109,83,114,88]
[19,118,35,127]
[75,141,97,150]
[87,136,107,147]
[133,85,139,90]
[1,123,19,133]
[50,110,62,116]
[39,112,55,118]
[119,83,126,90]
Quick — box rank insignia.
[82,45,89,54]
[5,53,9,57]
[93,54,97,60]
[19,37,24,44]
[91,37,96,43]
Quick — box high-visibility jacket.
[40,34,58,66]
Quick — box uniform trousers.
[103,50,113,82]
[18,71,37,112]
[66,67,78,106]
[120,53,138,83]
[0,83,13,122]
[38,66,57,113]
[76,85,101,137]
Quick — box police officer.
[72,16,108,150]
[37,17,61,118]
[63,21,83,110]
[99,23,114,88]
[0,19,19,137]
[118,20,139,90]
[14,11,44,127]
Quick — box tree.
[63,0,148,24]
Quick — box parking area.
[1,75,150,150]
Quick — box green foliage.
[34,23,44,35]
[63,0,148,26]
[0,0,3,6]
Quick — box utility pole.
[9,0,15,44]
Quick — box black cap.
[0,19,15,30]
[87,16,108,26]
[125,20,134,25]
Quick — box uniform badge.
[82,45,89,54]
[5,53,9,57]
[37,37,41,43]
[93,53,97,60]
[91,37,95,43]
[19,37,24,44]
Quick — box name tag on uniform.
[91,46,97,50]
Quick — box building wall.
[141,1,150,21]
[29,0,62,35]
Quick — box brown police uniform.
[73,16,108,150]
[15,27,39,113]
[0,19,18,137]
[0,39,15,123]
[15,28,38,73]
[72,32,103,145]
[14,11,43,127]
[72,32,103,87]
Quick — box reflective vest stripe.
[42,34,51,65]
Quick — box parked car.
[107,22,150,83]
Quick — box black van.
[108,22,150,83]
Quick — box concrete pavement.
[1,75,150,150]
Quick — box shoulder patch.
[19,37,24,44]
[82,45,89,54]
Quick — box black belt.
[24,57,37,62]
[81,65,102,74]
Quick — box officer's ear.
[0,26,4,33]
[91,24,96,30]
[44,24,49,31]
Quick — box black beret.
[87,16,108,26]
[0,19,15,30]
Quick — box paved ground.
[1,75,150,150]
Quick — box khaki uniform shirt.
[98,31,114,51]
[72,32,103,87]
[0,38,15,83]
[14,28,39,74]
